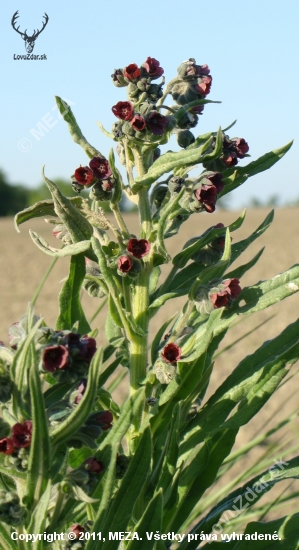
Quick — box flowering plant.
[1,56,299,549]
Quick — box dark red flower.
[191,105,205,115]
[118,255,133,273]
[161,343,182,364]
[224,278,242,299]
[95,410,113,431]
[79,336,97,362]
[111,68,127,87]
[130,114,146,131]
[210,278,241,308]
[207,173,224,193]
[234,138,249,158]
[142,57,164,79]
[74,166,94,186]
[84,457,105,473]
[12,421,32,449]
[147,112,169,135]
[212,223,226,249]
[43,345,69,372]
[127,238,151,258]
[89,157,112,180]
[222,153,238,167]
[124,63,141,81]
[112,101,134,121]
[70,525,86,539]
[195,75,212,96]
[0,437,15,455]
[194,184,218,213]
[101,179,114,192]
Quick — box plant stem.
[31,257,58,306]
[130,265,151,393]
[111,203,130,239]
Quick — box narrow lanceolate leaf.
[55,96,102,158]
[230,210,274,265]
[27,483,52,545]
[172,209,245,268]
[164,429,238,534]
[99,428,152,550]
[182,455,299,550]
[26,347,51,510]
[109,147,124,205]
[51,349,102,447]
[127,491,163,550]
[43,168,93,243]
[133,136,213,188]
[0,523,18,550]
[29,231,91,257]
[14,197,83,232]
[56,253,91,334]
[180,316,299,458]
[220,140,293,197]
[225,247,265,280]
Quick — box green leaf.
[14,196,83,232]
[172,210,245,268]
[220,141,293,197]
[183,455,299,550]
[225,247,265,280]
[43,168,93,243]
[99,427,152,550]
[109,147,124,205]
[230,210,274,265]
[51,349,103,447]
[56,96,103,158]
[56,253,91,333]
[29,231,91,257]
[26,347,51,510]
[127,491,163,550]
[180,316,299,458]
[27,482,52,544]
[0,523,18,550]
[133,136,213,188]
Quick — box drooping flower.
[11,421,32,449]
[43,345,69,372]
[0,438,15,455]
[74,166,94,186]
[127,238,151,258]
[234,138,249,158]
[112,101,134,121]
[130,114,146,131]
[117,255,133,273]
[147,111,169,135]
[94,410,113,431]
[210,278,241,308]
[194,184,218,213]
[124,63,141,81]
[74,378,87,404]
[70,525,86,539]
[84,457,105,473]
[195,75,212,96]
[79,336,97,363]
[207,172,224,193]
[89,157,112,180]
[161,343,182,364]
[142,57,164,79]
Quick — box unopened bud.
[176,129,195,148]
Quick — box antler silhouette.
[11,11,27,39]
[31,13,49,40]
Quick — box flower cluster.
[42,331,97,383]
[170,59,212,106]
[72,156,113,200]
[195,278,242,315]
[0,421,32,456]
[178,172,224,214]
[203,133,249,172]
[117,238,151,276]
[191,223,226,266]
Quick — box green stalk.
[130,265,151,393]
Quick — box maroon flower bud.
[117,255,133,273]
[195,75,212,96]
[210,291,230,308]
[142,57,164,79]
[147,112,169,135]
[74,166,94,186]
[222,153,238,167]
[112,101,134,121]
[0,437,15,455]
[212,223,226,249]
[130,114,146,131]
[161,343,182,364]
[95,410,113,431]
[194,184,218,213]
[207,172,224,193]
[12,421,32,449]
[84,457,105,473]
[124,63,141,81]
[127,238,151,258]
[70,524,86,539]
[191,105,205,115]
[224,278,242,299]
[89,157,112,180]
[111,68,127,87]
[43,345,69,372]
[234,138,249,158]
[101,179,114,192]
[79,336,97,362]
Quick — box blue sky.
[1,0,299,208]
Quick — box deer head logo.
[11,11,49,53]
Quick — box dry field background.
[1,207,299,518]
